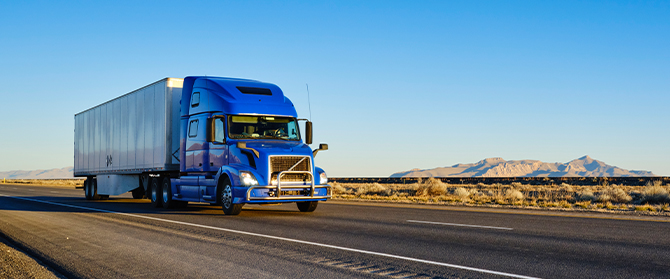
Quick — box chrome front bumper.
[245,171,331,201]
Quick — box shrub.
[505,189,524,200]
[356,183,389,196]
[332,183,351,195]
[648,180,663,187]
[453,187,470,198]
[414,178,447,196]
[577,190,597,202]
[641,183,669,204]
[559,183,574,192]
[597,186,632,203]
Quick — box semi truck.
[74,76,330,215]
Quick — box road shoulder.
[0,235,65,279]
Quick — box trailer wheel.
[84,178,92,200]
[162,177,177,209]
[150,178,162,208]
[131,187,145,199]
[92,180,102,200]
[297,201,318,212]
[220,179,243,215]
[85,178,101,200]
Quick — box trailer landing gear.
[131,187,145,199]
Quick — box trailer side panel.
[74,78,183,177]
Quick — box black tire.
[87,178,101,200]
[220,178,243,215]
[297,201,318,212]
[131,186,145,199]
[150,178,162,208]
[84,178,93,200]
[162,177,176,209]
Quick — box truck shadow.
[0,195,308,216]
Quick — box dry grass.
[356,183,391,196]
[414,178,447,196]
[453,187,470,198]
[3,179,83,187]
[505,189,524,200]
[597,186,632,203]
[635,204,655,212]
[641,181,669,204]
[331,179,670,216]
[577,189,596,201]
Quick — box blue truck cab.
[164,76,330,214]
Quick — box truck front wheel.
[220,179,243,215]
[297,201,318,212]
[150,178,162,208]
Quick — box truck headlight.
[239,171,259,186]
[319,171,328,185]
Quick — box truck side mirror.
[312,143,329,157]
[305,121,313,145]
[206,118,214,142]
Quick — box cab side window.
[214,118,225,143]
[188,120,198,137]
[191,92,200,107]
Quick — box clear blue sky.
[1,1,668,176]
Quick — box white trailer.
[74,78,183,197]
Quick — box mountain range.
[390,156,655,177]
[0,167,74,179]
[0,156,656,179]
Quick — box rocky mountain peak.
[391,157,655,177]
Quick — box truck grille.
[270,156,312,183]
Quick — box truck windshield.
[228,115,300,141]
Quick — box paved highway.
[1,183,669,279]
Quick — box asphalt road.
[1,184,669,279]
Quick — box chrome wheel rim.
[222,185,232,209]
[162,182,169,203]
[151,183,157,202]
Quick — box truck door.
[207,114,228,170]
[198,114,227,203]
[185,115,208,172]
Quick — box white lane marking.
[50,191,59,193]
[28,189,35,191]
[407,220,513,231]
[0,195,539,279]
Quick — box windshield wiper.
[263,135,290,141]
